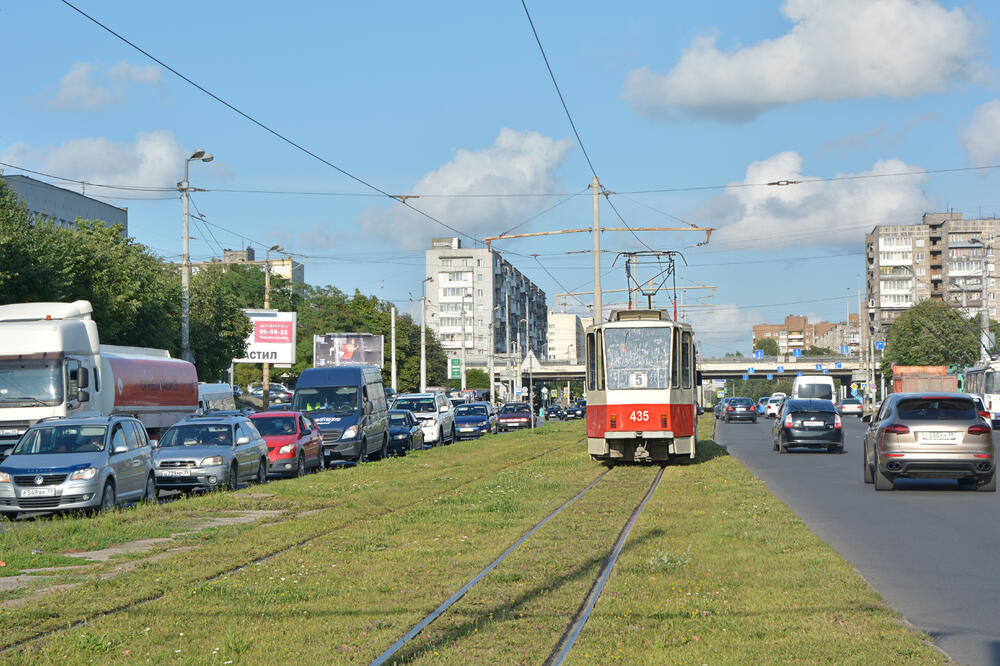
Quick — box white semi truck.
[0,300,199,451]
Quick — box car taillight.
[968,423,991,435]
[660,413,668,427]
[727,405,734,412]
[783,414,792,428]
[610,415,617,428]
[883,424,910,435]
[979,410,990,420]
[834,414,842,429]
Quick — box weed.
[649,544,692,572]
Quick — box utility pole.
[591,176,602,324]
[487,322,495,405]
[390,306,397,391]
[420,277,431,393]
[981,239,991,363]
[527,291,534,432]
[262,260,272,410]
[461,291,469,390]
[505,291,512,402]
[178,150,212,364]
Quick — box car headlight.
[422,419,436,427]
[200,456,223,466]
[0,471,10,483]
[69,467,97,481]
[342,425,358,439]
[393,434,407,440]
[278,444,296,454]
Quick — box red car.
[249,411,323,477]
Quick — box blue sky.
[3,0,1000,354]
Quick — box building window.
[915,253,925,261]
[915,238,925,247]
[916,267,926,276]
[477,289,483,297]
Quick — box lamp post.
[179,149,213,363]
[420,277,433,393]
[261,244,284,409]
[460,290,471,391]
[970,237,992,363]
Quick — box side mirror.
[149,439,159,449]
[236,436,250,445]
[862,414,872,423]
[78,367,90,389]
[1,448,12,458]
[77,390,90,403]
[439,405,449,413]
[113,444,128,454]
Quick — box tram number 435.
[629,410,650,422]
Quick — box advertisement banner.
[235,310,297,364]
[313,333,384,368]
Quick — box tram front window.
[604,327,671,389]
[986,371,1000,394]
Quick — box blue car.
[454,402,497,439]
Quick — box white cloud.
[960,100,1000,166]
[2,131,187,198]
[623,0,982,122]
[699,151,931,249]
[48,61,162,112]
[359,129,574,250]
[686,303,768,356]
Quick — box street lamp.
[261,244,284,409]
[969,237,993,363]
[420,277,433,393]
[179,149,214,364]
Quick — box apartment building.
[2,174,128,234]
[188,247,305,285]
[865,212,1000,338]
[425,238,547,362]
[815,313,862,354]
[752,315,837,354]
[546,312,585,363]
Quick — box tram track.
[370,464,666,665]
[0,437,583,657]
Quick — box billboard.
[313,333,384,368]
[235,310,297,364]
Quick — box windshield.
[12,425,107,455]
[159,424,233,448]
[985,372,1000,394]
[798,383,833,400]
[500,404,528,414]
[0,359,63,407]
[603,327,671,390]
[842,399,861,405]
[293,386,359,413]
[251,417,297,436]
[731,398,754,406]
[388,413,409,426]
[393,397,436,413]
[456,405,487,417]
[897,398,976,421]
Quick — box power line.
[59,0,480,247]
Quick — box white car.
[390,392,455,446]
[839,398,863,416]
[765,397,784,418]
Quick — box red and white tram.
[585,309,698,463]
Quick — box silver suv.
[0,416,156,518]
[391,393,455,446]
[153,413,268,493]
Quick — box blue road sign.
[835,362,843,369]
[796,371,803,377]
[777,365,784,373]
[766,374,773,380]
[822,369,829,374]
[747,367,754,374]
[815,363,823,370]
[840,345,849,354]
[851,388,858,396]
[742,374,749,380]
[754,349,764,359]
[793,349,802,357]
[875,340,885,351]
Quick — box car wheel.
[450,427,456,444]
[256,458,268,484]
[874,465,894,491]
[863,454,874,484]
[778,438,788,454]
[143,474,157,503]
[99,480,116,512]
[295,452,305,478]
[227,463,239,491]
[378,435,388,461]
[978,473,997,492]
[356,439,367,465]
[772,438,779,452]
[316,450,325,472]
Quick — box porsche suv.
[863,393,995,492]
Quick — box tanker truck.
[0,300,198,451]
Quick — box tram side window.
[681,331,692,389]
[596,331,605,390]
[586,332,596,391]
[671,329,680,388]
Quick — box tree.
[881,300,979,378]
[188,265,252,381]
[448,368,489,390]
[724,351,744,358]
[753,338,779,355]
[802,345,834,356]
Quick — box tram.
[586,309,698,463]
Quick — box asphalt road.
[715,415,1000,666]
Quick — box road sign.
[875,340,885,350]
[754,349,764,359]
[541,386,549,396]
[840,345,849,354]
[742,374,749,380]
[766,374,773,380]
[815,363,823,371]
[822,369,829,374]
[777,365,784,373]
[449,357,461,379]
[835,362,842,369]
[860,382,868,390]
[563,386,570,397]
[851,382,858,390]
[747,367,754,374]
[793,349,802,357]
[515,386,523,396]
[717,390,725,398]
[851,389,858,396]
[796,371,803,377]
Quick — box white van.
[791,376,835,402]
[198,383,237,413]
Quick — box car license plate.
[921,431,956,442]
[803,420,825,427]
[736,408,745,412]
[459,427,474,432]
[159,470,190,477]
[20,487,55,497]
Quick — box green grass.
[0,417,946,664]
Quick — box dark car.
[250,411,324,478]
[153,414,269,492]
[723,397,757,423]
[772,398,843,453]
[546,404,564,420]
[565,402,586,420]
[498,402,532,432]
[454,402,497,439]
[713,398,732,420]
[387,409,424,454]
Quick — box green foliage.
[724,351,744,358]
[447,368,489,390]
[881,300,980,378]
[802,345,835,355]
[753,338,779,355]
[188,266,252,381]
